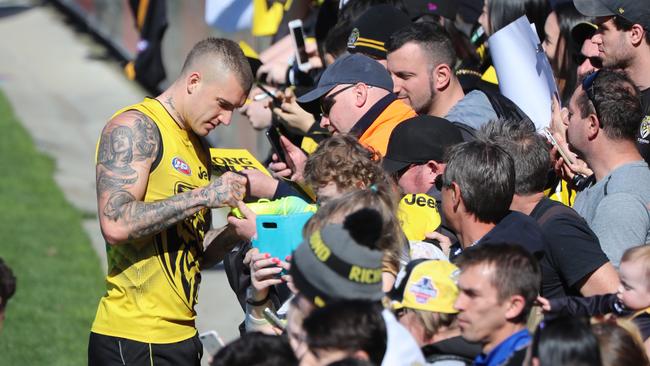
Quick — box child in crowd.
[539,245,650,354]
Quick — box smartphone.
[263,307,286,330]
[199,330,225,356]
[288,19,310,72]
[542,128,575,165]
[252,211,314,262]
[266,124,287,164]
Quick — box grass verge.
[0,90,104,365]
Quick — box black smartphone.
[266,125,287,164]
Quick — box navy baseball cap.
[574,0,650,30]
[297,54,393,103]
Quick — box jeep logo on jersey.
[172,157,192,175]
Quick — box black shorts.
[88,332,203,366]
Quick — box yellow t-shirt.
[91,98,211,343]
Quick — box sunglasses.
[320,84,356,118]
[573,53,601,67]
[582,70,601,117]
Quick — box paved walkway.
[0,2,244,358]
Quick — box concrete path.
[0,3,244,360]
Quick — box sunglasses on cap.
[582,70,601,117]
[320,84,356,118]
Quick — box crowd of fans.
[218,0,650,365]
[83,0,650,365]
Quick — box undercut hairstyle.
[210,332,297,366]
[304,134,387,193]
[621,245,650,290]
[592,321,650,366]
[303,300,387,366]
[479,118,551,195]
[456,243,541,323]
[613,16,650,45]
[531,316,602,366]
[181,37,254,92]
[0,258,16,310]
[487,0,550,39]
[441,140,515,223]
[576,70,642,141]
[386,22,457,69]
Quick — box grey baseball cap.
[574,0,650,29]
[297,53,393,104]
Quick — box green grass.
[0,91,105,365]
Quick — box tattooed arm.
[96,110,247,245]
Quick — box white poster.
[489,15,558,130]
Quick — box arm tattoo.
[97,111,241,242]
[108,188,209,240]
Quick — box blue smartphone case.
[252,212,314,260]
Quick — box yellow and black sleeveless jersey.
[92,98,211,344]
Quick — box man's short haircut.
[303,300,387,366]
[576,69,642,142]
[385,22,457,69]
[0,258,16,310]
[210,332,297,366]
[441,140,515,223]
[621,245,650,290]
[181,37,253,91]
[456,243,541,323]
[613,16,650,46]
[478,118,551,195]
[304,134,385,192]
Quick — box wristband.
[246,293,270,307]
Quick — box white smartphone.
[199,330,225,356]
[288,19,311,72]
[542,128,575,165]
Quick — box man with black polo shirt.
[574,0,650,163]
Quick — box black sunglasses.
[573,53,601,67]
[320,84,356,118]
[582,70,601,117]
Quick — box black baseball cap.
[404,0,459,21]
[297,53,393,103]
[347,5,412,59]
[382,115,464,174]
[574,0,650,30]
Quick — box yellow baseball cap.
[389,259,460,314]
